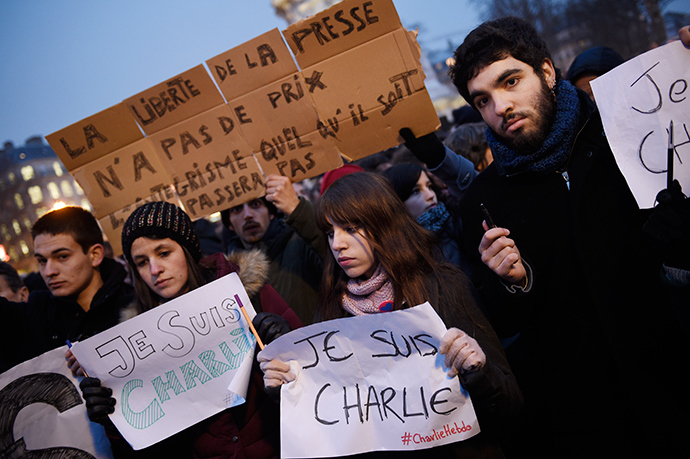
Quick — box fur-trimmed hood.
[224,248,270,297]
[120,248,270,322]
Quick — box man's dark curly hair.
[449,16,561,108]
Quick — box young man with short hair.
[1,206,134,372]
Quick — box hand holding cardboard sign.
[265,174,301,216]
[400,127,445,169]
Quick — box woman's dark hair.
[382,163,440,203]
[127,236,212,313]
[314,172,467,321]
[449,16,561,108]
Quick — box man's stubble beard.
[499,77,556,154]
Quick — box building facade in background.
[0,137,91,273]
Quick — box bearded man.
[404,17,690,459]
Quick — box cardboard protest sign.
[209,30,344,184]
[147,103,263,210]
[70,137,173,218]
[46,103,145,171]
[70,273,259,450]
[282,0,401,69]
[207,28,299,101]
[0,346,114,459]
[591,40,690,208]
[149,104,253,175]
[225,71,344,181]
[253,128,343,182]
[283,0,440,160]
[46,0,438,253]
[259,302,479,458]
[174,155,266,219]
[123,65,226,136]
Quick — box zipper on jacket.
[559,100,593,192]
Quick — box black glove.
[80,377,116,424]
[643,179,690,269]
[252,312,292,345]
[399,128,446,169]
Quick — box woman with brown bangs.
[259,171,522,458]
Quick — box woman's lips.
[338,257,354,267]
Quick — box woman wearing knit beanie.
[258,172,522,458]
[78,201,302,458]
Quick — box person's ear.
[89,244,105,268]
[18,286,29,303]
[542,58,556,89]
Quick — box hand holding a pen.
[65,348,87,377]
[479,222,527,287]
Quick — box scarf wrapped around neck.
[341,264,395,315]
[486,79,581,175]
[416,202,450,234]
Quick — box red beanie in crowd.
[319,164,365,196]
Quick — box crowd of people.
[1,16,689,459]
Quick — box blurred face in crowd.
[226,199,274,248]
[33,233,103,309]
[130,237,189,300]
[572,74,597,101]
[0,276,28,302]
[468,56,556,153]
[326,220,376,280]
[404,171,438,219]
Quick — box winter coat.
[227,198,325,325]
[0,257,134,372]
[108,250,302,459]
[457,89,689,457]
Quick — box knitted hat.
[121,201,202,264]
[320,164,365,196]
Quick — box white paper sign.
[0,346,113,458]
[71,273,258,450]
[591,40,690,208]
[259,302,479,458]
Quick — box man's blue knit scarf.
[486,79,581,175]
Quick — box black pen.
[667,120,674,189]
[480,203,497,229]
